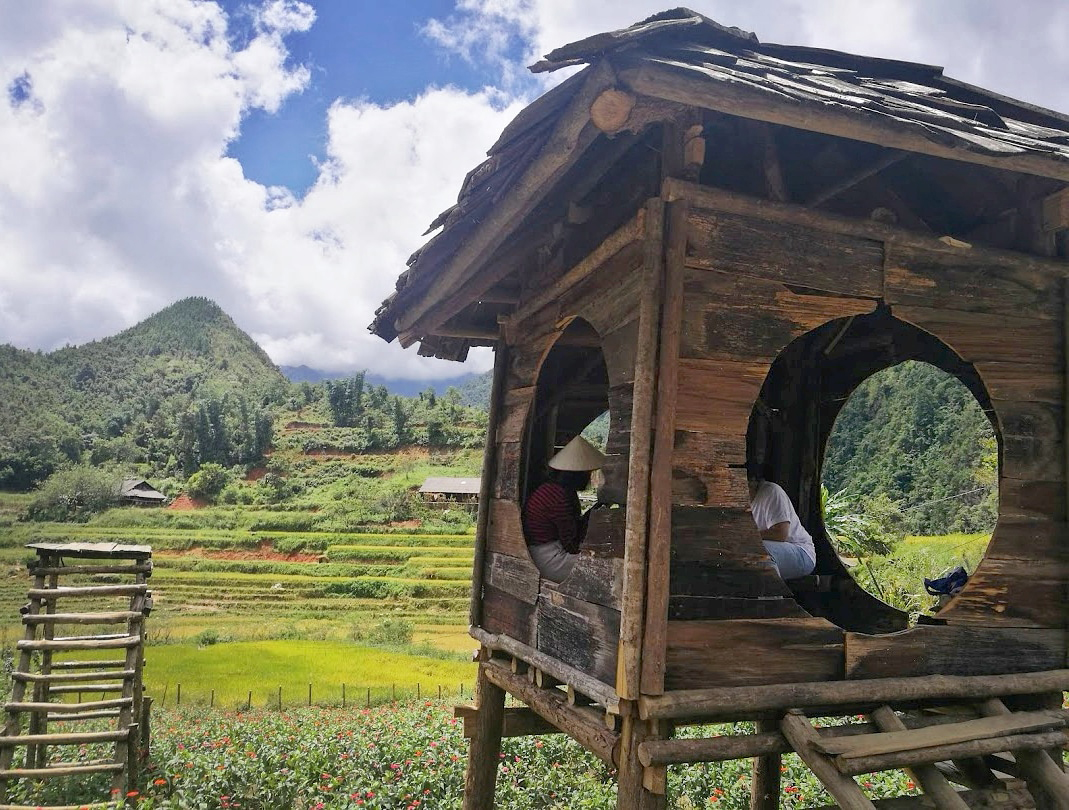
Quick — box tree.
[186,463,229,500]
[27,466,120,522]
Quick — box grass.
[143,640,476,709]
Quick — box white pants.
[528,541,576,583]
[763,541,816,580]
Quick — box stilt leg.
[750,718,781,810]
[617,713,668,810]
[462,660,505,810]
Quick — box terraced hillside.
[0,509,476,654]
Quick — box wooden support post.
[979,698,1069,809]
[750,718,781,810]
[779,711,875,810]
[462,661,506,810]
[869,705,969,810]
[617,197,664,701]
[470,340,508,629]
[139,696,152,757]
[617,712,668,810]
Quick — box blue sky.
[1,1,1067,381]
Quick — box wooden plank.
[1042,187,1069,232]
[670,506,766,561]
[621,62,1069,183]
[463,662,506,810]
[557,247,644,339]
[983,519,1069,562]
[674,358,767,436]
[602,318,639,387]
[456,705,561,739]
[486,498,526,559]
[664,619,843,690]
[885,245,1063,319]
[936,558,1069,628]
[681,267,876,361]
[684,209,884,296]
[978,363,1062,404]
[671,432,748,508]
[847,626,1065,679]
[641,198,687,696]
[493,442,522,500]
[893,305,1062,368]
[639,669,1069,722]
[811,784,1036,810]
[485,552,540,605]
[550,555,622,609]
[668,596,809,620]
[496,386,534,443]
[996,399,1065,482]
[999,479,1066,521]
[482,584,536,645]
[618,197,663,702]
[979,697,1069,807]
[582,507,627,558]
[537,586,620,686]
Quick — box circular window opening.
[822,360,997,622]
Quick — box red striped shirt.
[523,481,582,553]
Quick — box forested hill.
[1,297,287,490]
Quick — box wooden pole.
[278,686,282,711]
[470,340,509,628]
[640,669,1069,720]
[869,706,969,810]
[779,711,875,810]
[342,683,346,709]
[617,197,665,702]
[246,691,252,710]
[308,682,312,707]
[176,683,181,707]
[979,698,1069,808]
[209,690,214,709]
[462,661,507,810]
[750,719,781,810]
[640,194,688,695]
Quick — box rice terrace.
[3,3,1069,810]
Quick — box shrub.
[365,618,413,646]
[26,466,121,522]
[185,462,230,500]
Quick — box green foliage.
[821,486,903,558]
[824,361,997,535]
[25,466,122,522]
[355,618,415,646]
[185,462,230,500]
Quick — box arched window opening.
[822,360,997,621]
[746,308,1001,634]
[521,318,613,582]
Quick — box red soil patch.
[245,467,268,481]
[167,494,210,510]
[156,541,322,563]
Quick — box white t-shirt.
[750,481,816,563]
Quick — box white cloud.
[1,0,1066,384]
[0,0,519,380]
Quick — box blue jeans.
[763,541,816,580]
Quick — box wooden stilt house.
[371,9,1069,809]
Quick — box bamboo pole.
[640,670,1069,721]
[869,706,969,810]
[779,711,875,810]
[470,340,509,629]
[617,197,665,702]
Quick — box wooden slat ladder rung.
[27,585,147,600]
[50,660,126,670]
[0,763,124,779]
[13,670,135,684]
[23,612,143,625]
[0,730,129,747]
[29,563,152,576]
[45,710,122,722]
[45,684,125,694]
[16,635,139,651]
[6,698,132,713]
[42,758,116,769]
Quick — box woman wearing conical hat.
[523,436,606,583]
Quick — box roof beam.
[619,62,1069,184]
[807,150,907,207]
[392,60,617,341]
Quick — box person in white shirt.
[747,464,817,580]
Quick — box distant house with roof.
[117,478,167,507]
[419,477,480,509]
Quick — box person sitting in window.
[747,461,817,580]
[523,436,606,582]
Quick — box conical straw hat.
[548,436,606,471]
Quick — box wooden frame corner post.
[462,655,507,810]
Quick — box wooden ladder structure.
[0,543,152,810]
[778,699,1069,809]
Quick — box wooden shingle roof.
[371,7,1069,358]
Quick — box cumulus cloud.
[0,0,518,379]
[2,0,1066,383]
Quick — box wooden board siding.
[845,626,1066,679]
[664,618,844,690]
[537,586,621,686]
[483,584,536,644]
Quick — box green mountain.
[0,297,287,490]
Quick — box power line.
[900,485,992,512]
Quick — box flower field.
[12,702,922,809]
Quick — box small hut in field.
[372,9,1069,809]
